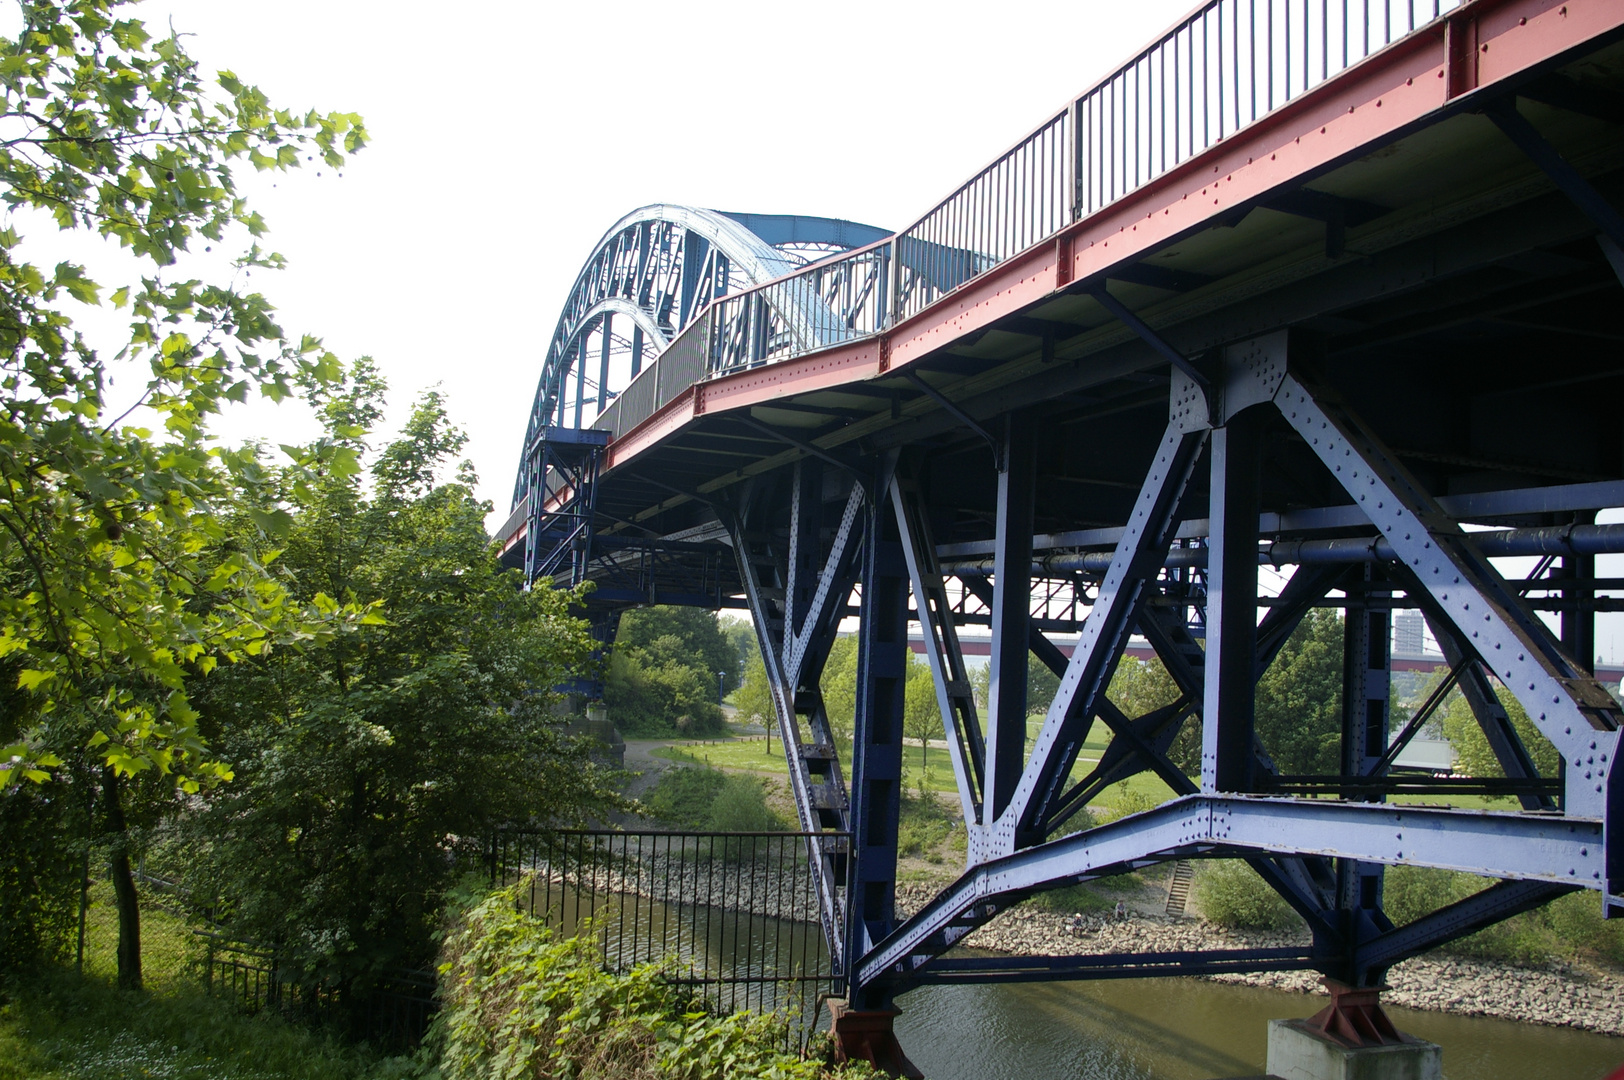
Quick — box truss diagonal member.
[727,507,847,969]
[1485,99,1624,251]
[1352,879,1578,980]
[986,415,1038,827]
[1424,611,1555,812]
[1044,699,1197,833]
[890,464,985,825]
[1269,358,1621,816]
[785,477,866,693]
[1089,284,1212,398]
[1001,374,1211,850]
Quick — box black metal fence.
[489,829,848,1049]
[199,932,437,1050]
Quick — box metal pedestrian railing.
[488,828,849,1050]
[199,932,438,1050]
[595,0,1462,431]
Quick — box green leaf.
[16,669,54,691]
[247,507,294,538]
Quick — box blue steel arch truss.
[508,0,1624,1066]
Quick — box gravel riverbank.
[893,882,1624,1036]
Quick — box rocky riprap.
[892,882,1624,1036]
[517,853,821,924]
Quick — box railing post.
[886,239,901,328]
[1068,97,1084,221]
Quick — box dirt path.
[620,738,678,799]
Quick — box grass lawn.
[654,727,1502,816]
[653,736,1178,815]
[0,884,408,1080]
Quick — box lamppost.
[717,670,726,706]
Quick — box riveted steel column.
[986,415,1037,825]
[1561,510,1597,677]
[1339,564,1392,985]
[1342,565,1392,783]
[847,485,909,1006]
[1202,406,1263,794]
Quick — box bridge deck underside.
[551,19,1624,1003]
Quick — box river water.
[532,873,1624,1079]
[891,960,1624,1080]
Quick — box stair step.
[1164,860,1196,917]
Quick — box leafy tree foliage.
[718,615,759,692]
[1254,608,1344,775]
[0,0,367,989]
[818,636,939,758]
[708,774,783,832]
[603,607,731,736]
[901,653,941,772]
[820,636,859,744]
[1439,679,1559,783]
[0,780,81,974]
[182,372,621,1004]
[969,652,1062,716]
[641,766,728,829]
[1193,859,1301,931]
[733,651,775,730]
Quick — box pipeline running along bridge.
[500,0,1624,1066]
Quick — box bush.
[1192,861,1301,931]
[708,775,783,832]
[0,782,82,977]
[430,880,876,1080]
[1384,865,1624,966]
[643,767,729,829]
[1028,884,1113,914]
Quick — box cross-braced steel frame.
[506,0,1624,1052]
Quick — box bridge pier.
[1266,982,1440,1080]
[824,998,922,1079]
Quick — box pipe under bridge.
[500,0,1624,1062]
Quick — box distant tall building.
[1393,611,1426,656]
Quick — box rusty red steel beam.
[591,0,1623,485]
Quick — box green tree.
[1254,608,1344,775]
[719,615,760,691]
[617,606,736,690]
[603,606,732,735]
[0,1,366,989]
[1108,655,1189,769]
[819,635,859,744]
[970,653,1060,717]
[185,375,620,1008]
[903,651,941,773]
[1441,680,1560,784]
[733,650,781,757]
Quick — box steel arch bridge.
[504,0,1624,1070]
[507,206,888,593]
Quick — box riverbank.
[893,882,1624,1036]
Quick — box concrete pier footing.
[1266,1019,1441,1080]
[1265,981,1440,1080]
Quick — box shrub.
[643,767,729,829]
[429,880,876,1080]
[1028,884,1113,914]
[1384,865,1624,966]
[1192,861,1301,932]
[708,776,783,832]
[0,781,81,977]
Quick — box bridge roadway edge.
[594,0,1624,499]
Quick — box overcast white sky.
[57,0,1194,513]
